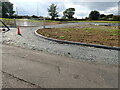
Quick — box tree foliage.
[2,2,15,18]
[106,14,113,18]
[112,15,120,21]
[89,10,100,20]
[63,8,75,19]
[100,14,106,18]
[48,4,58,19]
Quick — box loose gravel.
[1,23,119,65]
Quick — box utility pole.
[16,7,18,15]
[37,3,39,16]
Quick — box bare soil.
[37,24,119,47]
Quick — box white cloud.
[105,6,118,14]
[58,2,90,19]
[100,6,118,15]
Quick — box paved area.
[2,72,40,88]
[1,23,119,88]
[2,44,118,88]
[2,24,119,65]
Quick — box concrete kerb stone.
[34,29,120,51]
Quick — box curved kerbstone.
[35,29,120,51]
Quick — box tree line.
[47,4,120,21]
[1,2,120,21]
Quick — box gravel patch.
[1,23,119,65]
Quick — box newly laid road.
[2,44,118,88]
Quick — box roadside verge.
[35,29,120,51]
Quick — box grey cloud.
[71,2,117,11]
[12,1,118,18]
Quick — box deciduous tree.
[89,10,100,20]
[63,8,75,19]
[2,2,15,18]
[48,4,58,19]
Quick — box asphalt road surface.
[2,44,118,88]
[2,24,118,65]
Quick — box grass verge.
[61,20,119,23]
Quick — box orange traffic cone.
[17,26,21,35]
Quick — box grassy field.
[45,20,119,23]
[37,24,119,47]
[29,20,119,23]
[1,18,119,23]
[60,20,119,23]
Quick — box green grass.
[1,18,119,23]
[39,20,119,23]
[0,18,15,26]
[61,20,119,23]
[28,19,119,23]
[0,18,14,20]
[59,36,65,39]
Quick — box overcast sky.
[9,0,119,19]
